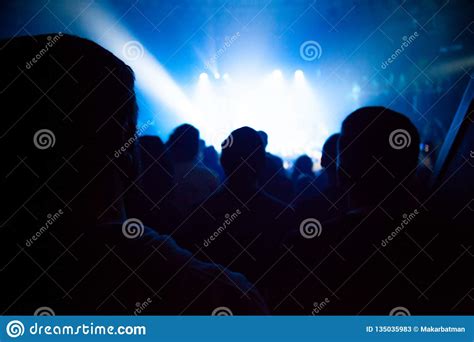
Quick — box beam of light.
[75,5,199,126]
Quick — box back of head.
[321,133,340,169]
[221,127,265,183]
[203,145,219,165]
[294,155,313,175]
[258,130,268,148]
[338,106,420,203]
[0,34,137,230]
[166,124,199,163]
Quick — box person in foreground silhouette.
[291,154,316,202]
[166,124,219,218]
[277,107,428,314]
[0,34,266,314]
[202,145,225,183]
[176,127,295,304]
[126,135,180,236]
[295,133,344,222]
[257,130,293,203]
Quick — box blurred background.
[1,0,473,167]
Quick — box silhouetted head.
[338,106,420,205]
[321,133,340,169]
[166,124,199,163]
[221,127,265,185]
[294,155,313,176]
[203,146,219,165]
[258,130,268,149]
[0,34,137,228]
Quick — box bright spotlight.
[294,69,304,81]
[272,69,283,80]
[222,73,230,81]
[200,72,209,81]
[213,72,221,79]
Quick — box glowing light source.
[213,72,221,79]
[294,69,304,81]
[272,69,283,80]
[200,72,209,81]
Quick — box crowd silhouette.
[0,34,471,315]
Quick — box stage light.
[200,72,209,81]
[294,69,304,81]
[351,83,361,102]
[222,73,230,81]
[272,69,283,80]
[213,72,221,79]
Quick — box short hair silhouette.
[338,106,420,200]
[221,127,265,181]
[166,124,199,163]
[321,133,340,169]
[294,155,313,175]
[0,34,137,226]
[258,130,268,148]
